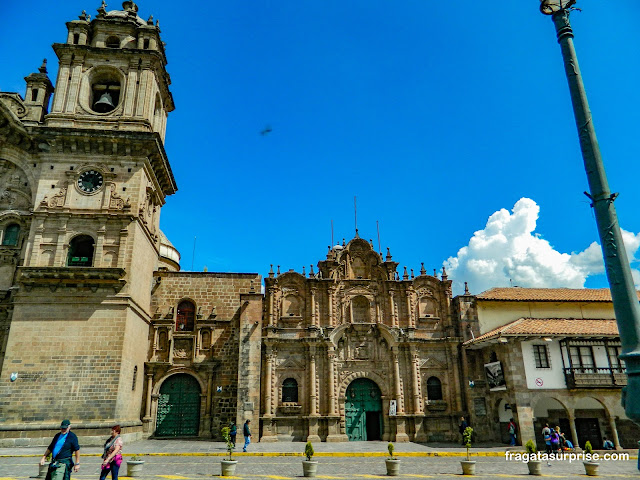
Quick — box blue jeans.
[509,433,516,446]
[243,436,250,452]
[99,461,120,480]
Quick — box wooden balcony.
[563,367,627,389]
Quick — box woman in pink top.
[100,425,123,480]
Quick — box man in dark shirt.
[40,420,80,480]
[242,419,251,452]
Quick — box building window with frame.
[2,223,20,246]
[533,344,550,369]
[67,235,94,266]
[426,376,443,401]
[282,378,298,403]
[176,300,195,331]
[607,345,626,372]
[569,345,595,373]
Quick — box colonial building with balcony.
[461,288,640,450]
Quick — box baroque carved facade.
[261,237,465,442]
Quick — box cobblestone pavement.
[1,454,638,480]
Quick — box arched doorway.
[345,378,382,441]
[156,374,201,437]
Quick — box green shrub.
[525,439,536,454]
[221,426,235,460]
[463,427,474,461]
[304,442,314,461]
[388,442,395,459]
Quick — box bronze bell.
[94,92,115,113]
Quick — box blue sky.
[2,1,640,294]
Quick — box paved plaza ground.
[1,440,638,480]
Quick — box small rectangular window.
[533,344,550,369]
[31,89,38,101]
[73,33,80,44]
[143,39,150,49]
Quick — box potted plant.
[525,439,541,475]
[302,441,318,477]
[126,455,145,477]
[583,441,600,476]
[460,426,476,475]
[220,426,238,476]
[385,442,401,476]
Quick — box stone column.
[310,287,317,327]
[392,347,409,442]
[328,287,335,326]
[568,412,580,449]
[407,287,416,329]
[309,347,318,416]
[390,290,398,327]
[203,371,213,437]
[608,415,622,450]
[268,288,275,326]
[307,345,321,442]
[326,346,345,441]
[264,346,274,417]
[142,373,154,433]
[410,347,422,414]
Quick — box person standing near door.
[507,418,517,446]
[242,420,251,452]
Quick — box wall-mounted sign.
[484,361,506,391]
[535,378,543,387]
[473,397,487,416]
[216,386,223,392]
[389,400,397,416]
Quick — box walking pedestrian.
[243,419,252,452]
[39,420,80,480]
[507,418,517,446]
[100,425,123,480]
[549,427,560,454]
[229,422,237,447]
[458,416,469,445]
[542,423,552,454]
[603,436,614,450]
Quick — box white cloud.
[445,198,640,295]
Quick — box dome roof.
[158,230,180,265]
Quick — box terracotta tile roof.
[475,287,639,302]
[463,317,619,346]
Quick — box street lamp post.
[539,0,640,430]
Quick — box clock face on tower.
[77,170,104,194]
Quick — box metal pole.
[548,7,640,425]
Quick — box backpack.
[508,423,515,435]
[550,432,559,444]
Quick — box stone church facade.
[1,2,635,448]
[261,238,464,442]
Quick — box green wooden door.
[345,378,382,441]
[156,374,201,437]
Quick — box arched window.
[176,300,195,331]
[2,224,20,246]
[67,235,94,266]
[282,378,298,403]
[105,36,120,48]
[426,377,443,400]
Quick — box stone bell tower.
[0,1,177,445]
